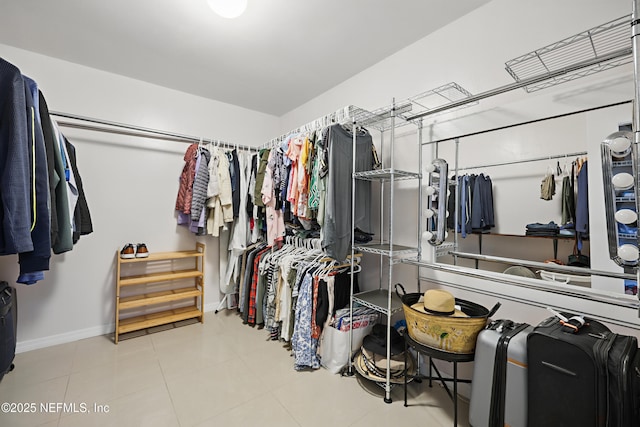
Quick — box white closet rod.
[424,100,632,146]
[50,111,258,152]
[461,151,588,171]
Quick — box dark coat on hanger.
[0,58,33,255]
[17,76,51,279]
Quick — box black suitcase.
[527,313,640,427]
[0,281,16,382]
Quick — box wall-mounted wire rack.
[403,82,477,120]
[354,102,413,131]
[505,15,632,93]
[262,104,408,148]
[356,82,476,132]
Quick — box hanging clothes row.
[175,142,250,237]
[255,123,379,261]
[0,58,93,285]
[559,156,588,230]
[446,173,495,237]
[526,156,589,241]
[175,141,256,308]
[574,158,589,249]
[174,116,379,319]
[176,121,379,262]
[236,236,363,370]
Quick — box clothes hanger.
[312,259,334,279]
[563,157,570,177]
[546,164,554,177]
[347,263,362,274]
[283,245,302,266]
[268,244,290,265]
[291,248,322,269]
[321,258,361,277]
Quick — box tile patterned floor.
[0,311,469,427]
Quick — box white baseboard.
[16,323,115,354]
[16,302,221,354]
[205,298,238,313]
[204,302,219,313]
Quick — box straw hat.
[354,349,416,384]
[361,347,406,375]
[411,289,469,318]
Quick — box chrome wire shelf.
[505,15,632,93]
[357,82,476,131]
[264,105,379,148]
[352,290,404,315]
[403,82,477,120]
[353,169,421,181]
[264,104,411,147]
[353,102,414,131]
[353,243,418,257]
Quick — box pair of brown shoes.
[120,243,149,259]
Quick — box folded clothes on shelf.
[526,231,560,237]
[526,221,560,230]
[525,221,560,236]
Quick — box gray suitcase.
[469,319,531,427]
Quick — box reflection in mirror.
[426,102,636,296]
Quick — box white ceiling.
[0,0,491,116]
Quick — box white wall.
[279,0,640,337]
[0,44,280,352]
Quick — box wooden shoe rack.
[114,242,205,343]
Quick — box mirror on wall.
[425,102,637,297]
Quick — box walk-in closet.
[1,1,640,426]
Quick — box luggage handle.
[546,307,586,333]
[487,302,501,318]
[0,289,12,318]
[394,283,406,299]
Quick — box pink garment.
[296,137,311,218]
[261,150,286,245]
[286,136,304,215]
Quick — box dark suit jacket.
[0,58,33,254]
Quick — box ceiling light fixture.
[207,0,247,19]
